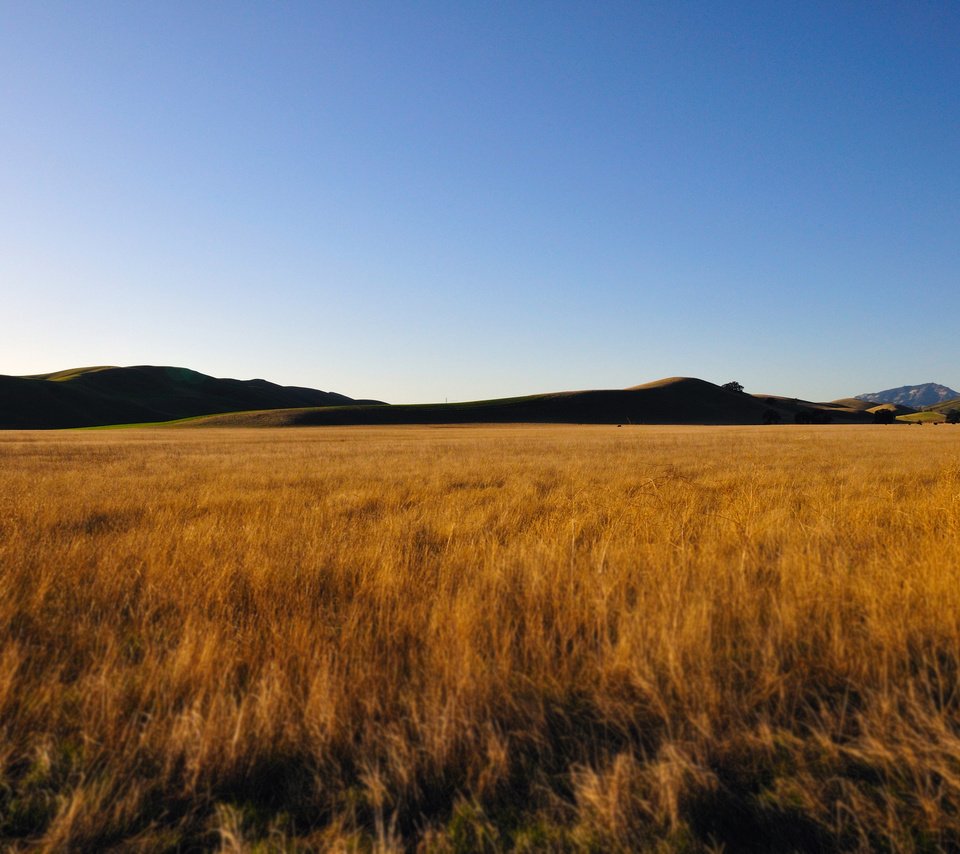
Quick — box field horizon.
[7,365,954,430]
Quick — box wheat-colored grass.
[2,424,960,851]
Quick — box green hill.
[0,366,375,429]
[922,397,960,416]
[897,411,946,424]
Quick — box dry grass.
[2,424,960,851]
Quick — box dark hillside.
[185,378,875,428]
[0,366,373,429]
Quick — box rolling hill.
[2,368,905,429]
[921,397,960,416]
[829,398,880,412]
[863,402,917,417]
[896,411,947,424]
[0,366,379,429]
[178,378,877,428]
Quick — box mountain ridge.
[856,383,959,408]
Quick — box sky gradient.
[2,1,958,403]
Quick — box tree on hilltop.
[722,381,744,393]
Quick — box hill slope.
[856,383,959,408]
[182,378,876,428]
[921,397,960,415]
[0,366,376,429]
[829,398,880,412]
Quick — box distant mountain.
[855,383,959,409]
[0,365,380,429]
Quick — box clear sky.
[2,1,958,403]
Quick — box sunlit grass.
[2,425,960,850]
[898,411,947,423]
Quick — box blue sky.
[2,1,958,402]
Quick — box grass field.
[2,425,960,851]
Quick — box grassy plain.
[2,425,960,851]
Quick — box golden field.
[2,424,960,851]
